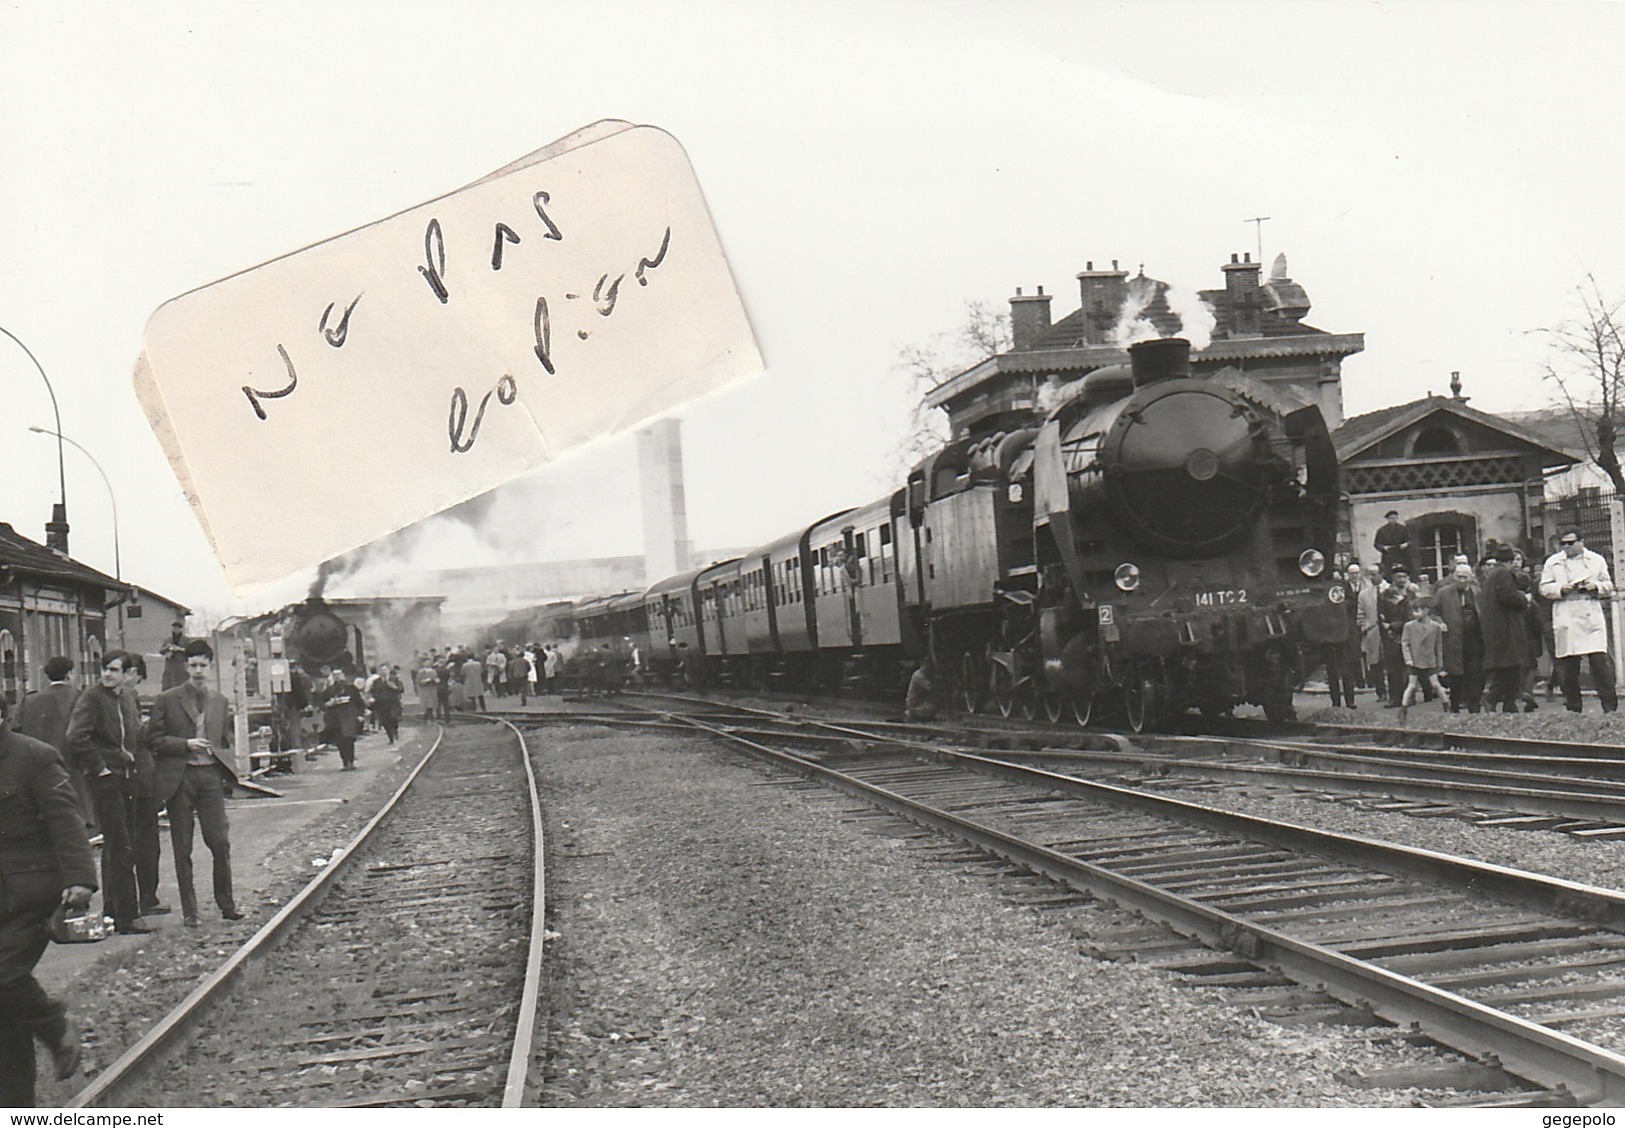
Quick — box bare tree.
[1542,274,1625,494]
[891,300,1011,475]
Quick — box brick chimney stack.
[1222,252,1262,337]
[1009,285,1053,351]
[1077,260,1128,345]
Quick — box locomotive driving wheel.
[1071,693,1094,727]
[1123,674,1158,734]
[959,651,982,714]
[991,663,1016,719]
[1016,679,1039,722]
[1042,689,1066,724]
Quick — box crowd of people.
[408,640,566,717]
[0,637,245,1105]
[1322,519,1618,719]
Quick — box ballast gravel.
[532,725,1483,1107]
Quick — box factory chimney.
[638,418,691,582]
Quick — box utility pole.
[1244,216,1271,264]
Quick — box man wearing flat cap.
[1377,565,1414,707]
[1374,511,1411,576]
[1540,530,1618,713]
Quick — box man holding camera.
[1540,529,1619,713]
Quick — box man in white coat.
[1348,563,1384,701]
[1539,529,1619,713]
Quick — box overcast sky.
[2,1,1621,621]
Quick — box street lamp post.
[29,426,121,646]
[2,326,69,553]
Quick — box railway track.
[507,696,1625,1104]
[69,722,547,1109]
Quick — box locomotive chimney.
[1009,285,1053,351]
[1128,337,1192,387]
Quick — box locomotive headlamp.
[1327,585,1346,604]
[1114,562,1141,592]
[1298,549,1326,577]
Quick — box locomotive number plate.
[1195,589,1249,607]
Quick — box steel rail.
[66,723,543,1108]
[497,718,546,1108]
[630,708,1625,1104]
[982,743,1625,824]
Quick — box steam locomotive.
[572,337,1346,730]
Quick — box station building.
[0,520,130,704]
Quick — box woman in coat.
[461,655,485,712]
[1479,547,1533,713]
[413,659,439,720]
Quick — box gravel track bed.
[126,724,532,1107]
[533,724,1488,1107]
[1139,779,1625,896]
[34,727,437,1107]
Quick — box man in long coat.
[1480,546,1533,713]
[145,640,243,927]
[0,692,97,1106]
[1348,563,1383,699]
[65,650,145,934]
[316,667,366,769]
[1431,564,1485,713]
[1540,529,1619,713]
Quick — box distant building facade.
[1332,380,1580,576]
[0,521,130,705]
[927,252,1364,439]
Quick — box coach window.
[0,630,16,705]
[880,524,893,583]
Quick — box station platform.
[36,726,422,994]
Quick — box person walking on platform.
[1377,567,1414,707]
[144,640,243,927]
[485,646,507,701]
[316,667,366,769]
[543,644,561,695]
[16,657,91,831]
[121,656,169,918]
[413,657,439,721]
[65,650,146,935]
[1481,545,1535,713]
[1348,563,1384,700]
[372,666,405,745]
[0,691,98,1106]
[462,654,485,712]
[159,621,189,691]
[509,649,532,706]
[1541,529,1619,713]
[1432,564,1485,713]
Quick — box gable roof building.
[1331,381,1581,577]
[0,520,131,703]
[926,251,1365,440]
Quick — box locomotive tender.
[573,337,1346,730]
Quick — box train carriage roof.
[644,567,707,599]
[808,498,889,543]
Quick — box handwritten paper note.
[135,121,762,593]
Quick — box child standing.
[1399,603,1447,722]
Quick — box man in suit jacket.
[0,691,98,1105]
[144,639,243,927]
[64,650,146,934]
[15,657,91,831]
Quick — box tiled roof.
[0,522,129,592]
[1333,396,1582,464]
